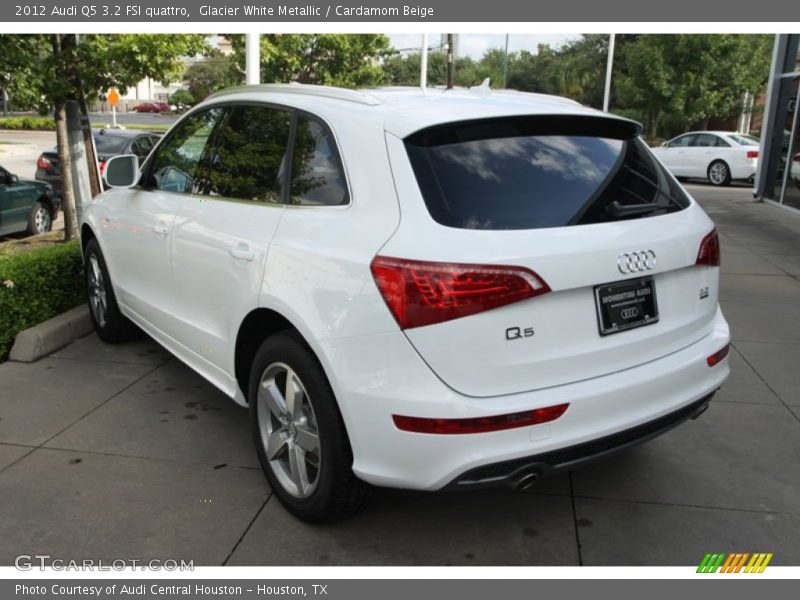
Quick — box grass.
[0,231,65,258]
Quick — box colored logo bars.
[697,552,773,573]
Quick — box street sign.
[107,87,119,107]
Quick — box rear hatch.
[377,115,721,398]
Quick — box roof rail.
[207,83,382,106]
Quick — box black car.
[35,129,161,197]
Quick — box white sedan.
[651,131,759,186]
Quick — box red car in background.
[133,102,169,113]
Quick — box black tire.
[249,330,372,522]
[27,201,52,235]
[83,238,140,343]
[707,160,731,186]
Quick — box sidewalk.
[0,184,798,566]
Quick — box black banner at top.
[2,0,800,22]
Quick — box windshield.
[405,116,690,230]
[727,134,760,146]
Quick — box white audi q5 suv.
[82,84,730,522]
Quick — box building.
[756,34,800,211]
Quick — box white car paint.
[82,84,730,491]
[651,131,759,183]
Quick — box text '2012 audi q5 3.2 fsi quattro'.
[81,83,730,522]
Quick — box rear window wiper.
[605,200,666,218]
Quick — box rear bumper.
[321,306,730,491]
[35,171,62,198]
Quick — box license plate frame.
[594,276,659,336]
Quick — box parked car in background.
[35,129,161,198]
[0,165,58,237]
[84,84,730,522]
[132,103,166,113]
[651,131,759,186]
[792,153,800,187]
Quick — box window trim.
[140,99,352,210]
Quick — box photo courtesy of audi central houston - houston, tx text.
[0,8,798,591]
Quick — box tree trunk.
[52,34,78,241]
[78,95,101,197]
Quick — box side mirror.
[7,173,19,184]
[662,142,669,147]
[104,154,140,188]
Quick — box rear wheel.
[84,239,139,343]
[249,331,372,522]
[707,160,731,186]
[27,201,51,235]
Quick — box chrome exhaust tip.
[509,470,540,491]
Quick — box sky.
[388,33,581,59]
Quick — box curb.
[9,305,93,363]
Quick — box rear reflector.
[392,404,569,434]
[36,155,51,170]
[696,228,721,267]
[707,343,730,367]
[99,160,107,175]
[746,150,759,159]
[370,256,550,329]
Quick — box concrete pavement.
[0,184,798,566]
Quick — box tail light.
[696,229,721,267]
[36,155,51,170]
[707,343,730,367]
[793,154,800,163]
[393,403,569,435]
[370,256,550,329]
[98,160,107,175]
[746,150,759,159]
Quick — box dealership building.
[756,34,800,211]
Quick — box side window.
[205,105,292,203]
[131,136,154,159]
[290,116,348,206]
[714,136,731,148]
[144,108,224,194]
[693,134,717,148]
[669,135,693,148]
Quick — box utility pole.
[246,34,260,85]
[503,34,510,89]
[420,34,428,93]
[446,34,455,90]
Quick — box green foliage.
[0,116,55,130]
[169,89,195,110]
[0,240,84,361]
[229,34,392,87]
[184,49,241,103]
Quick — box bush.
[0,116,56,131]
[0,240,85,361]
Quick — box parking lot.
[0,183,799,566]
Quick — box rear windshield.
[405,116,691,230]
[94,134,130,154]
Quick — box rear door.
[0,169,34,235]
[169,103,292,376]
[381,116,719,398]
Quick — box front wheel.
[707,160,731,186]
[249,331,372,522]
[84,239,139,343]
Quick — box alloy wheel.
[709,162,728,185]
[87,254,107,328]
[257,362,322,498]
[34,207,50,233]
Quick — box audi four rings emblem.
[617,250,657,274]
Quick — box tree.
[169,89,195,111]
[230,34,391,87]
[183,49,241,103]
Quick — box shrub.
[0,240,85,361]
[0,116,56,131]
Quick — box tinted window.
[693,134,720,147]
[205,105,292,203]
[405,117,690,230]
[290,116,348,206]
[145,108,223,194]
[94,134,131,155]
[669,135,694,148]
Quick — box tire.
[27,201,52,235]
[707,160,731,186]
[676,176,689,182]
[249,330,372,522]
[83,239,139,343]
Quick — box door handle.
[152,222,169,236]
[229,243,255,262]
